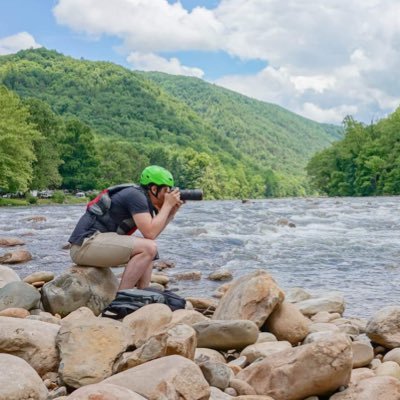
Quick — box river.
[1,197,399,319]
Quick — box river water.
[1,197,399,319]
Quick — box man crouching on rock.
[68,165,182,290]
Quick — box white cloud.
[127,52,204,78]
[0,32,41,55]
[53,0,400,123]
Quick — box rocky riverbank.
[1,236,400,399]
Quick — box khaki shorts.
[70,232,135,267]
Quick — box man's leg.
[118,237,157,290]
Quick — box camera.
[173,188,203,201]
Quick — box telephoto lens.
[178,189,203,201]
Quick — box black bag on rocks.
[101,287,186,319]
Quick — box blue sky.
[1,0,400,124]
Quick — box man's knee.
[143,239,158,258]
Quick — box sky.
[1,0,400,124]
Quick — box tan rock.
[24,215,47,222]
[195,348,226,364]
[0,237,25,246]
[23,271,54,284]
[366,306,400,349]
[311,311,341,323]
[105,355,210,400]
[296,293,345,316]
[229,378,257,395]
[57,317,133,388]
[285,287,312,303]
[150,273,169,285]
[351,341,374,368]
[193,319,259,351]
[66,383,147,399]
[383,348,400,365]
[0,354,48,400]
[213,270,285,327]
[0,316,60,376]
[166,323,197,359]
[171,309,209,326]
[329,376,400,399]
[123,303,172,347]
[235,397,275,400]
[0,307,30,318]
[153,259,175,271]
[237,334,352,400]
[375,361,400,379]
[264,302,310,344]
[174,271,202,280]
[256,332,278,343]
[208,269,233,281]
[308,322,340,333]
[349,368,375,386]
[0,249,32,263]
[240,341,292,363]
[187,297,218,311]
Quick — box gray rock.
[366,306,400,349]
[200,361,232,390]
[41,265,118,317]
[193,319,259,351]
[0,281,40,311]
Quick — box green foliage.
[26,194,38,204]
[0,85,41,192]
[52,190,65,203]
[0,48,344,198]
[307,110,400,196]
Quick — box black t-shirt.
[69,186,154,245]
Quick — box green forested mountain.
[0,48,341,198]
[307,111,400,196]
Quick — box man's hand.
[163,188,183,209]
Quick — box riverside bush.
[52,190,65,204]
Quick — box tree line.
[306,110,400,196]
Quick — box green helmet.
[140,165,174,187]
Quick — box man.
[68,165,182,290]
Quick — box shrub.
[26,195,38,204]
[52,190,65,204]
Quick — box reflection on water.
[1,197,400,318]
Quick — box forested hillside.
[0,48,341,198]
[307,111,400,196]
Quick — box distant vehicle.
[38,190,53,199]
[75,192,86,198]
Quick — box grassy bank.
[0,195,88,207]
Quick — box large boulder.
[240,341,292,363]
[41,265,118,317]
[263,302,310,344]
[0,249,32,263]
[0,281,40,311]
[0,317,60,376]
[213,270,285,327]
[237,333,352,400]
[366,306,400,349]
[330,376,400,400]
[0,265,20,288]
[66,383,147,399]
[57,316,133,388]
[193,320,259,351]
[105,355,210,400]
[0,354,48,400]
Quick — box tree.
[0,86,40,192]
[24,98,64,189]
[59,119,100,190]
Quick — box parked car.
[75,192,86,198]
